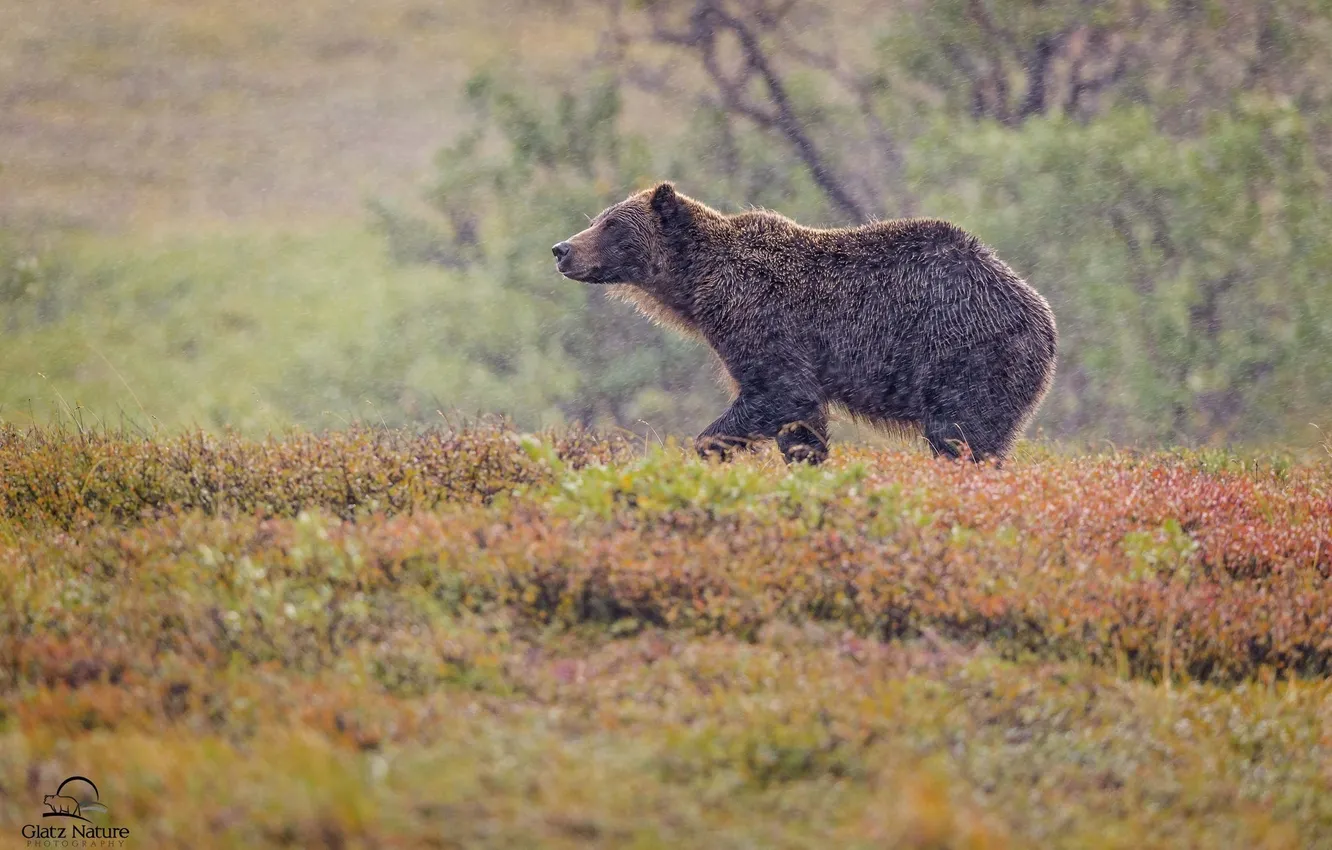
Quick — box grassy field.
[1,423,1329,847]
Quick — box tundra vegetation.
[0,422,1329,846]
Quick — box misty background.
[1,0,1329,450]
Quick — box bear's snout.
[553,239,591,280]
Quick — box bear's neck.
[607,285,703,342]
[641,207,728,327]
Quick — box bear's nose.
[552,242,572,261]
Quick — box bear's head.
[552,182,693,288]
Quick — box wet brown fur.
[554,183,1057,464]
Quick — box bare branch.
[1068,37,1130,115]
[702,1,874,219]
[966,0,1015,123]
[1017,34,1063,121]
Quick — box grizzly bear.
[552,183,1057,465]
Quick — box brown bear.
[552,183,1057,464]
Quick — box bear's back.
[734,215,1054,422]
[726,215,996,300]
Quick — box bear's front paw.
[694,434,750,462]
[781,442,828,465]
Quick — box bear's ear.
[650,182,684,228]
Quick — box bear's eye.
[603,217,618,230]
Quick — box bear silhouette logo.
[41,776,107,822]
[43,794,82,817]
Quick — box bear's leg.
[924,414,1007,463]
[694,430,759,462]
[777,408,829,465]
[694,399,763,461]
[925,417,978,462]
[695,393,822,463]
